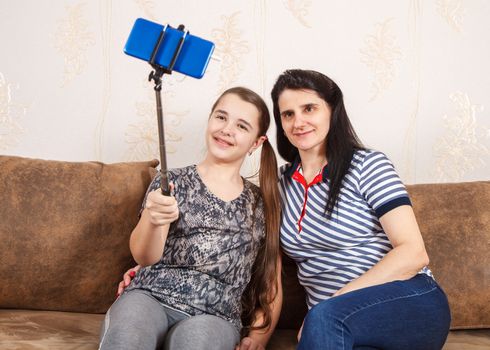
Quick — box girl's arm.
[129,189,179,267]
[333,205,429,297]
[238,256,283,350]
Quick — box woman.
[99,87,282,350]
[271,69,451,350]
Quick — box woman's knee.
[306,299,342,323]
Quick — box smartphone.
[124,18,215,79]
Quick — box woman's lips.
[293,130,314,137]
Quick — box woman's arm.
[129,189,179,267]
[333,205,429,296]
[237,256,283,350]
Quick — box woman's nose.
[293,114,306,129]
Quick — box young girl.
[99,87,282,350]
[271,69,451,350]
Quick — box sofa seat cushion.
[444,330,490,349]
[0,309,104,350]
[1,310,489,349]
[267,328,490,350]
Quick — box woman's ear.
[248,135,267,156]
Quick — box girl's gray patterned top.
[126,165,266,331]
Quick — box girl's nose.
[220,122,234,136]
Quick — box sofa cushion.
[0,155,158,314]
[1,310,489,350]
[276,253,307,329]
[407,181,490,329]
[0,309,104,349]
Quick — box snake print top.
[126,165,266,331]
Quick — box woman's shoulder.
[351,148,392,168]
[278,162,297,181]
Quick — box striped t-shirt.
[279,149,431,308]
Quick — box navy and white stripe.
[279,149,431,308]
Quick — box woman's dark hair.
[271,69,364,216]
[211,87,281,333]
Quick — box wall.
[1,0,489,183]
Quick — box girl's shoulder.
[243,178,263,203]
[165,165,198,184]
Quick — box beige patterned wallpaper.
[0,0,488,183]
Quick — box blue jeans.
[297,274,450,350]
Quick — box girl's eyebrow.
[215,109,254,129]
[214,109,228,115]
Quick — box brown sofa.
[1,155,489,349]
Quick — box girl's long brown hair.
[211,87,281,333]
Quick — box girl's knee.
[165,315,238,350]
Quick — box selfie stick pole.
[148,24,187,196]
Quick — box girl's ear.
[248,135,267,156]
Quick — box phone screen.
[124,18,215,79]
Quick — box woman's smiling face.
[278,88,331,155]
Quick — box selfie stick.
[147,24,187,196]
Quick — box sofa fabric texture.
[0,155,158,313]
[0,155,489,349]
[408,182,490,329]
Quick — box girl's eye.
[237,124,249,131]
[216,114,226,120]
[282,111,293,118]
[305,105,314,113]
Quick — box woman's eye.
[216,114,226,120]
[305,105,314,113]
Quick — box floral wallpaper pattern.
[0,73,25,151]
[436,0,465,32]
[1,1,488,184]
[360,18,402,102]
[433,92,489,182]
[283,0,312,28]
[212,12,250,94]
[54,2,95,86]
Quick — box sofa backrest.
[277,181,490,330]
[0,155,158,313]
[407,181,490,329]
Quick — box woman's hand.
[145,186,179,226]
[116,265,141,297]
[235,337,265,350]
